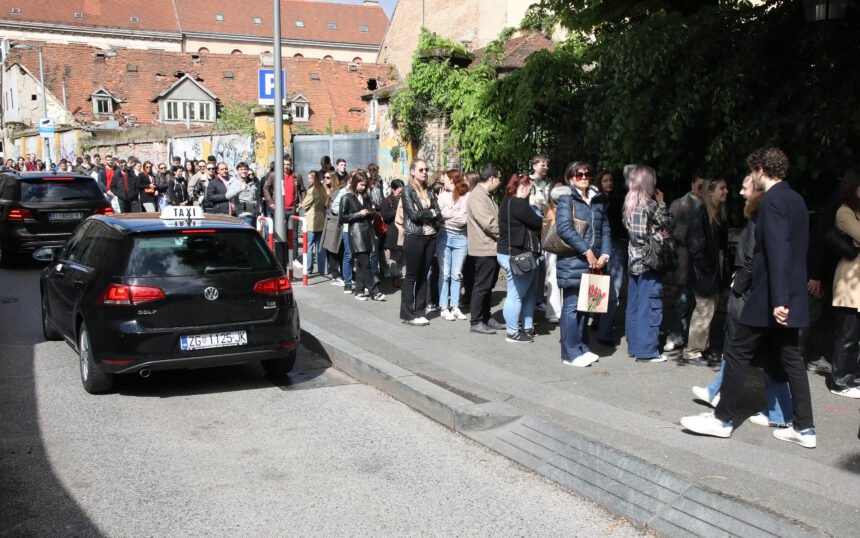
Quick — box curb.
[301,320,821,538]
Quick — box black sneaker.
[520,327,537,338]
[343,283,353,294]
[506,331,534,343]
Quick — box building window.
[352,57,363,63]
[295,20,304,28]
[198,47,209,54]
[164,100,214,123]
[215,14,224,22]
[253,17,262,24]
[327,22,337,30]
[359,24,369,32]
[94,97,112,115]
[323,55,333,60]
[231,49,242,55]
[292,103,308,122]
[293,53,303,58]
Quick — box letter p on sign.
[258,69,286,105]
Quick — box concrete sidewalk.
[293,274,859,537]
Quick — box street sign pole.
[272,0,286,268]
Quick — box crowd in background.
[7,146,860,449]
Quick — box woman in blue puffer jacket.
[555,161,612,367]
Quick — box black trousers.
[353,252,379,297]
[715,323,814,430]
[460,255,475,308]
[400,234,436,320]
[470,255,499,325]
[327,247,343,279]
[831,307,860,389]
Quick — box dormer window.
[130,16,139,23]
[359,25,369,32]
[290,95,309,122]
[253,17,262,24]
[90,88,120,116]
[215,14,224,22]
[327,22,337,30]
[295,20,304,28]
[74,12,83,19]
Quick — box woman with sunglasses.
[400,160,443,326]
[554,162,610,365]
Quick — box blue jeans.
[436,229,468,309]
[626,271,663,359]
[305,231,327,274]
[341,231,353,285]
[597,243,627,340]
[560,286,590,360]
[706,360,794,425]
[239,215,255,227]
[497,253,538,334]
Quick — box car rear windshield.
[20,177,104,202]
[125,231,276,277]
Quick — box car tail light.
[103,359,133,365]
[41,176,76,181]
[8,208,33,220]
[253,276,291,295]
[99,284,165,305]
[181,229,216,234]
[94,207,114,216]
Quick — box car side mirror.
[32,247,59,262]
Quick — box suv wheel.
[79,323,114,394]
[41,294,61,341]
[0,241,14,268]
[262,350,297,379]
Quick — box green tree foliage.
[213,99,257,137]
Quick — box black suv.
[38,210,300,393]
[0,171,111,267]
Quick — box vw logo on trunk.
[203,287,219,301]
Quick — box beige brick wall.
[377,0,533,77]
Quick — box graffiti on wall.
[417,118,460,173]
[170,137,204,164]
[59,131,79,161]
[213,134,254,173]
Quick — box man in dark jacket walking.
[682,147,816,448]
[109,158,139,213]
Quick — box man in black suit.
[682,147,816,448]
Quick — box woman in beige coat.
[830,166,860,398]
[301,171,329,275]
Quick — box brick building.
[0,0,388,63]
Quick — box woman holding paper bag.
[556,162,611,367]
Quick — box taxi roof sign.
[161,206,204,221]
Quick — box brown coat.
[832,205,860,310]
[300,186,328,232]
[466,183,499,257]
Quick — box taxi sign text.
[161,206,203,220]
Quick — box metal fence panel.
[292,133,379,180]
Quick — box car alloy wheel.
[78,323,113,394]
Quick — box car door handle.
[73,280,85,288]
[49,271,65,279]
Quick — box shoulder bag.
[824,227,860,260]
[643,208,678,273]
[541,204,576,257]
[508,199,537,275]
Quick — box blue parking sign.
[258,69,286,105]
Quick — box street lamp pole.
[36,46,52,170]
[272,0,286,266]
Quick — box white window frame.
[163,100,214,123]
[368,99,377,131]
[291,102,308,122]
[93,96,113,115]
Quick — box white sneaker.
[567,353,599,367]
[680,412,733,438]
[830,386,860,399]
[636,354,668,363]
[330,277,345,287]
[691,386,720,408]
[663,338,683,352]
[451,307,468,320]
[292,260,303,269]
[440,308,455,321]
[773,426,816,448]
[747,412,788,428]
[416,316,430,325]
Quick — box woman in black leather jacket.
[340,171,383,301]
[400,160,443,325]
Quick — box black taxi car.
[37,206,300,393]
[0,171,111,267]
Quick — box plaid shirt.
[625,199,674,275]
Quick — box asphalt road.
[0,263,649,537]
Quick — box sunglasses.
[207,167,216,171]
[416,168,428,172]
[574,172,592,179]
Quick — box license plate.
[48,211,84,221]
[180,330,248,351]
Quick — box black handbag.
[643,233,678,273]
[824,227,860,260]
[507,199,538,276]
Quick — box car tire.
[0,241,15,268]
[79,323,114,394]
[41,294,61,341]
[261,350,297,379]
